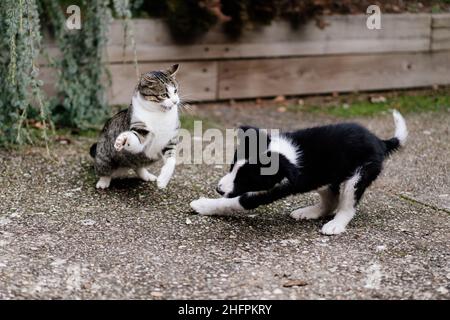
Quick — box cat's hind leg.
[96,176,111,189]
[135,168,157,182]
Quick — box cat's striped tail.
[89,143,97,158]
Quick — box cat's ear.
[166,64,180,77]
[140,73,156,87]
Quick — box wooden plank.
[106,14,431,62]
[432,28,450,41]
[218,52,450,99]
[108,15,431,45]
[107,38,430,63]
[108,61,218,104]
[432,40,450,51]
[431,15,450,51]
[432,14,450,28]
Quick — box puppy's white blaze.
[218,159,246,194]
[392,110,407,146]
[268,135,299,165]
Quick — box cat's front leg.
[114,131,144,154]
[157,157,176,189]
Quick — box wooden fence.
[42,13,450,104]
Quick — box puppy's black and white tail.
[383,110,408,156]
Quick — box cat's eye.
[161,93,169,99]
[174,88,178,93]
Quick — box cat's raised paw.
[114,133,128,151]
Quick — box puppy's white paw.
[96,177,111,189]
[290,205,322,220]
[190,198,218,216]
[114,133,129,151]
[321,219,346,235]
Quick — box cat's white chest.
[131,97,178,159]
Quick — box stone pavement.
[0,105,448,299]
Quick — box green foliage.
[134,0,450,41]
[179,113,221,132]
[0,0,51,147]
[40,0,138,130]
[139,0,217,43]
[42,0,112,130]
[0,0,135,147]
[287,91,450,118]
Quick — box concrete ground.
[0,104,448,299]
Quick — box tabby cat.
[90,64,181,189]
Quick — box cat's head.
[137,64,180,111]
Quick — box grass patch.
[287,92,450,118]
[180,113,222,132]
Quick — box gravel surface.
[0,105,448,299]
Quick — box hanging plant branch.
[0,0,51,149]
[43,0,112,130]
[112,0,140,80]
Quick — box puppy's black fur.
[224,120,403,211]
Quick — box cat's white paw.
[156,158,176,189]
[290,205,323,220]
[115,132,143,154]
[156,176,170,189]
[114,133,129,152]
[96,177,111,189]
[136,168,157,182]
[321,219,346,235]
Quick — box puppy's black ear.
[238,125,259,132]
[236,126,270,162]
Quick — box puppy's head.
[216,126,299,198]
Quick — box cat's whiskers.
[178,100,193,114]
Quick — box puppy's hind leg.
[321,163,382,235]
[321,173,361,235]
[290,185,339,220]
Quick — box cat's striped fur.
[90,64,181,189]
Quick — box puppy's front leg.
[190,197,245,216]
[191,182,296,216]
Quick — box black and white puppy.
[190,110,407,235]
